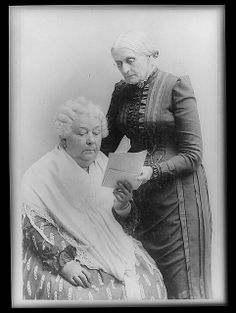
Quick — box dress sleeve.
[112,200,140,236]
[150,76,203,183]
[22,214,77,274]
[101,82,124,156]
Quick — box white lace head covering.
[111,30,159,59]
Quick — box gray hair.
[111,30,159,59]
[54,96,108,139]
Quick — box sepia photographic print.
[10,5,225,307]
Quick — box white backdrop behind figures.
[10,6,225,305]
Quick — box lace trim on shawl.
[22,202,97,269]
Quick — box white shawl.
[22,146,154,300]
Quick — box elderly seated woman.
[21,97,167,301]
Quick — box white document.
[102,150,147,190]
[114,135,131,153]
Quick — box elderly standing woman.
[21,97,167,301]
[101,31,213,299]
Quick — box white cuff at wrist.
[115,202,131,216]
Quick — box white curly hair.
[54,96,108,140]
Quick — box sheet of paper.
[102,150,147,190]
[102,169,143,190]
[114,135,131,153]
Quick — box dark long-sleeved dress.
[101,69,212,299]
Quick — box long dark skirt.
[134,165,212,299]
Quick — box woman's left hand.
[137,166,153,184]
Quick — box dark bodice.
[112,72,176,153]
[101,69,203,182]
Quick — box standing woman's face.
[112,47,150,84]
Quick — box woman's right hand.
[60,260,92,288]
[113,180,133,210]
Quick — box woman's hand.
[60,260,91,288]
[137,166,153,184]
[113,180,133,210]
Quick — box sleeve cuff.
[112,200,140,235]
[150,160,177,182]
[58,245,77,269]
[113,202,131,216]
[43,245,77,274]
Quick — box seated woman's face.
[65,113,102,167]
[112,47,149,84]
